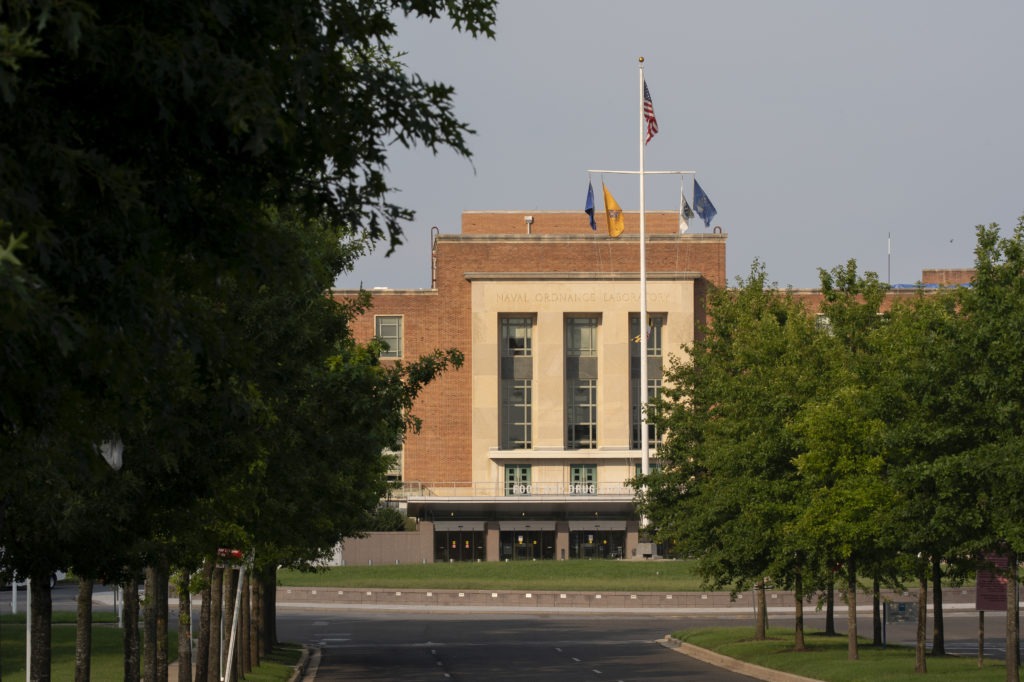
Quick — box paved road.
[278,611,762,681]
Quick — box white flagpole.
[638,57,650,479]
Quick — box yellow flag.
[602,183,625,238]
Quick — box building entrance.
[434,530,485,562]
[568,530,625,559]
[499,530,555,561]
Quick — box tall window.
[630,378,662,449]
[500,316,534,449]
[566,316,599,449]
[505,464,531,496]
[630,314,664,449]
[567,379,598,449]
[375,315,403,358]
[630,314,664,357]
[565,316,598,357]
[570,464,596,495]
[501,316,533,356]
[501,380,532,449]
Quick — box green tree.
[788,261,891,662]
[639,262,825,648]
[1,0,496,675]
[953,217,1024,682]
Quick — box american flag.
[643,80,658,144]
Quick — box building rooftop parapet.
[465,271,702,282]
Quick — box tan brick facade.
[333,210,725,561]
[334,211,725,491]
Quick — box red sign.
[976,553,1009,611]
[217,548,244,560]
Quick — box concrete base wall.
[334,522,435,566]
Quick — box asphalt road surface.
[278,611,762,681]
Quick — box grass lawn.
[675,627,1007,681]
[280,559,707,591]
[0,613,301,681]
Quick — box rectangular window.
[565,316,598,357]
[501,380,532,449]
[635,460,662,477]
[505,464,531,496]
[501,316,533,357]
[630,378,662,450]
[565,316,599,450]
[375,315,403,358]
[383,446,403,482]
[567,379,598,449]
[569,464,596,495]
[500,315,534,449]
[630,314,664,357]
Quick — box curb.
[288,646,316,682]
[659,636,823,682]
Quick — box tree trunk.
[931,556,945,656]
[222,568,239,682]
[124,576,141,682]
[1007,553,1019,682]
[259,565,277,652]
[144,566,157,682]
[916,563,928,673]
[156,562,169,682]
[175,571,192,682]
[871,574,882,646]
[794,571,806,652]
[208,566,223,682]
[241,571,251,675]
[249,569,262,663]
[846,555,858,661]
[825,572,836,636]
[249,573,260,668]
[75,578,94,682]
[194,561,212,682]
[29,575,53,682]
[754,578,767,640]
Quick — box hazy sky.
[336,0,1024,290]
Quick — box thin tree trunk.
[124,576,141,682]
[144,566,157,682]
[825,571,836,636]
[241,571,251,675]
[222,568,239,682]
[931,556,945,656]
[754,578,767,640]
[208,566,223,682]
[175,571,192,682]
[75,578,94,682]
[846,555,858,661]
[259,565,277,652]
[916,563,928,673]
[872,574,882,646]
[249,573,260,668]
[156,562,169,682]
[1007,553,1019,682]
[29,575,53,682]
[794,571,806,652]
[251,573,262,664]
[194,561,212,682]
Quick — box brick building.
[333,211,974,563]
[333,210,725,561]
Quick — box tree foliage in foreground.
[641,218,1024,671]
[1,0,495,677]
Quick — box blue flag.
[693,179,717,227]
[584,181,597,230]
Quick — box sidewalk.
[274,584,979,616]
